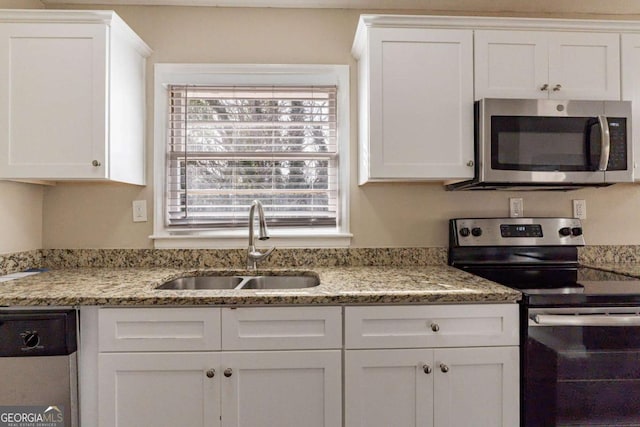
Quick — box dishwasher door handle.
[531,313,640,327]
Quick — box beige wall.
[0,182,43,253]
[39,4,640,248]
[0,0,44,254]
[0,0,43,8]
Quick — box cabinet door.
[220,350,341,427]
[367,27,474,181]
[433,347,519,427]
[0,23,107,179]
[345,349,434,427]
[548,32,620,100]
[475,30,549,99]
[621,33,640,180]
[98,352,220,427]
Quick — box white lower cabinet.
[344,305,519,427]
[94,307,342,427]
[345,347,519,427]
[345,349,434,426]
[220,351,341,427]
[433,347,518,427]
[99,350,340,427]
[84,304,518,427]
[99,352,220,427]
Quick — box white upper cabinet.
[353,18,475,184]
[475,30,620,101]
[621,33,640,179]
[352,16,631,185]
[0,10,151,184]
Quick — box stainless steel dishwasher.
[0,309,78,427]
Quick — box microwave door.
[482,113,606,185]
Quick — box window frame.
[152,63,351,249]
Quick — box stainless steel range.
[449,217,640,427]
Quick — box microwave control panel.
[606,118,628,171]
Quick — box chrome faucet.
[247,200,275,270]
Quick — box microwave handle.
[597,115,611,171]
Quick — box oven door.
[523,306,640,426]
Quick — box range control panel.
[450,218,585,247]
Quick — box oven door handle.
[531,313,640,327]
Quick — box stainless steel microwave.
[447,98,633,190]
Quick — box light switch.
[132,200,147,222]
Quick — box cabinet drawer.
[345,304,518,349]
[222,307,342,350]
[99,308,221,352]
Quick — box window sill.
[151,229,353,249]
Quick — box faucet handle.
[249,246,275,261]
[247,246,275,270]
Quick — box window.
[153,64,350,248]
[167,85,338,228]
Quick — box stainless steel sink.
[157,273,319,290]
[156,276,243,290]
[240,275,319,289]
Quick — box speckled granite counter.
[0,266,520,306]
[582,263,640,278]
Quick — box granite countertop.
[0,266,520,306]
[582,263,640,278]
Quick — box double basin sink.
[157,273,320,291]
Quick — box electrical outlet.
[132,200,147,222]
[573,199,586,220]
[509,198,523,218]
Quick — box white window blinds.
[166,85,338,228]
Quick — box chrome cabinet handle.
[430,323,440,332]
[91,160,101,167]
[540,83,549,91]
[597,115,611,172]
[224,368,233,377]
[466,160,474,167]
[423,364,432,374]
[553,84,562,91]
[440,363,449,373]
[206,369,215,378]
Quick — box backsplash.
[1,246,637,274]
[39,248,448,269]
[0,250,42,275]
[578,245,640,264]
